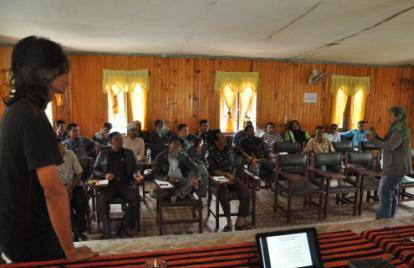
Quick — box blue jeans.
[376,175,403,219]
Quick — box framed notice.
[304,93,317,103]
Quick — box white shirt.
[122,135,145,161]
[323,132,341,142]
[57,149,83,186]
[168,155,184,180]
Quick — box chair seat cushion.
[401,175,414,185]
[279,180,321,195]
[362,177,380,188]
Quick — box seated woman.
[152,136,200,203]
[283,120,311,144]
[207,131,251,232]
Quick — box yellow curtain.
[222,85,237,132]
[215,71,259,132]
[329,75,370,128]
[349,89,367,129]
[330,88,349,127]
[129,83,148,129]
[103,69,149,115]
[55,94,63,106]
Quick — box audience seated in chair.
[283,120,311,144]
[151,136,200,204]
[196,119,209,145]
[340,120,369,149]
[324,124,341,142]
[63,123,100,161]
[93,132,143,239]
[55,119,67,142]
[239,125,275,186]
[148,119,172,160]
[260,122,282,151]
[57,143,88,242]
[187,136,209,197]
[92,122,112,146]
[123,123,145,162]
[207,131,251,232]
[233,120,253,147]
[304,126,335,154]
[177,123,198,153]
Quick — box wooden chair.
[273,142,302,154]
[155,180,202,236]
[308,152,359,218]
[332,140,353,155]
[359,141,382,171]
[207,176,260,232]
[345,151,381,215]
[399,149,414,202]
[78,157,94,233]
[274,154,324,223]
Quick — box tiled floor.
[81,182,414,255]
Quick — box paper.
[266,233,313,268]
[96,179,109,186]
[155,180,173,189]
[303,92,317,103]
[212,176,229,183]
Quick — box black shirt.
[239,136,268,159]
[0,98,63,248]
[207,144,234,174]
[107,150,128,183]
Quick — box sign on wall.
[303,93,317,103]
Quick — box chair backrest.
[348,152,372,167]
[332,140,353,152]
[274,142,302,154]
[277,154,307,173]
[410,148,414,158]
[359,141,380,152]
[314,152,341,168]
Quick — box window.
[108,85,128,133]
[45,102,53,125]
[332,88,366,130]
[220,85,257,132]
[107,83,147,132]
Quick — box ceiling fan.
[308,69,327,85]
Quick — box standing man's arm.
[37,165,96,260]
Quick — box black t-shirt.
[108,150,128,183]
[0,98,63,249]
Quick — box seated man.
[260,122,282,151]
[233,120,253,178]
[196,119,209,144]
[152,136,200,203]
[304,126,335,154]
[187,136,209,197]
[324,124,341,142]
[94,132,143,239]
[55,119,67,142]
[57,143,87,242]
[340,120,369,149]
[92,122,112,145]
[207,131,251,232]
[233,120,253,147]
[64,123,99,161]
[123,123,145,161]
[239,125,275,184]
[177,123,198,153]
[148,119,171,160]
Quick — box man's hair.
[211,129,222,142]
[108,131,121,141]
[178,124,188,132]
[169,135,184,145]
[245,125,254,132]
[6,36,69,109]
[199,119,208,126]
[288,120,301,130]
[315,126,324,131]
[155,119,164,127]
[56,119,65,127]
[330,124,338,128]
[103,122,112,129]
[67,123,78,132]
[266,122,275,127]
[358,121,366,125]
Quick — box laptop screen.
[256,228,324,268]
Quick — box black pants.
[216,178,251,218]
[1,234,65,263]
[98,183,139,235]
[71,185,88,234]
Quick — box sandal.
[222,225,233,232]
[235,224,251,231]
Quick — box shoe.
[73,233,79,242]
[117,227,136,238]
[100,233,111,240]
[79,233,88,241]
[235,224,251,231]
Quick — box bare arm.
[37,165,96,260]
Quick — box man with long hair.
[0,36,96,262]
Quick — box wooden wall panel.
[1,46,413,145]
[0,47,13,115]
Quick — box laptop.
[256,227,324,268]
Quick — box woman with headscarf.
[367,106,411,219]
[283,120,311,144]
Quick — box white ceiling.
[1,0,414,65]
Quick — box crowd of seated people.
[52,117,377,238]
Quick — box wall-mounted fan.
[308,69,327,85]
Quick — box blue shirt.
[340,129,368,148]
